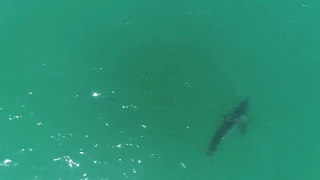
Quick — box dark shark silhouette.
[205,99,249,156]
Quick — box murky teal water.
[0,0,319,179]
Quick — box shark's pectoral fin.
[238,121,247,135]
[245,114,253,123]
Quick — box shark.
[205,99,249,156]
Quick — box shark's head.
[235,99,249,123]
[224,99,249,124]
[238,99,248,114]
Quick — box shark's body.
[205,99,249,156]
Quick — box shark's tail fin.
[204,148,214,164]
[204,148,213,156]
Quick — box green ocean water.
[0,0,319,179]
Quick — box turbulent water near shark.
[205,99,248,156]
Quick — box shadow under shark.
[205,99,249,156]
